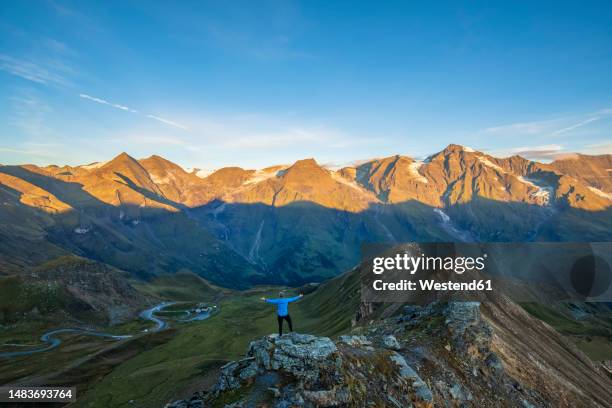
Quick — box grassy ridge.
[5,266,612,407]
[1,268,360,407]
[521,302,612,361]
[0,275,65,323]
[0,255,149,329]
[131,271,227,302]
[73,272,360,408]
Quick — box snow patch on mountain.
[210,202,227,216]
[433,208,450,223]
[330,171,371,192]
[248,220,265,264]
[434,208,474,241]
[324,157,382,171]
[517,176,552,203]
[80,161,107,170]
[588,186,612,200]
[408,161,428,183]
[185,168,216,178]
[477,157,504,173]
[477,157,552,203]
[244,166,288,185]
[196,169,215,178]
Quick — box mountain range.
[1,144,611,287]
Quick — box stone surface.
[389,352,433,404]
[338,334,371,347]
[382,334,401,350]
[164,297,612,408]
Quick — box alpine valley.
[1,144,611,407]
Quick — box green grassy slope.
[521,302,612,361]
[293,267,361,334]
[132,271,228,302]
[7,262,612,408]
[0,255,149,329]
[73,270,361,408]
[0,274,98,326]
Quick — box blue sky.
[1,0,611,169]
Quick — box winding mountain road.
[139,301,176,331]
[0,302,177,358]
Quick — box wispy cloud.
[483,108,612,138]
[79,93,189,130]
[111,134,190,146]
[484,119,559,135]
[206,25,314,61]
[8,88,55,138]
[493,141,612,162]
[219,126,362,150]
[146,114,189,130]
[101,113,376,163]
[583,142,612,155]
[0,146,59,158]
[79,93,138,113]
[47,0,102,34]
[550,116,601,135]
[0,32,79,89]
[495,144,565,161]
[0,54,69,85]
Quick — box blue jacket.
[266,296,300,316]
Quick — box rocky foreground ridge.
[164,299,612,407]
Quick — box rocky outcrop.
[165,331,436,408]
[165,297,612,408]
[215,333,340,394]
[388,351,433,403]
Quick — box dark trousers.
[277,314,293,335]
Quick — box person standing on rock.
[261,291,303,336]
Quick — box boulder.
[213,332,342,400]
[302,389,350,406]
[338,335,371,347]
[389,352,433,405]
[382,334,401,350]
[247,333,339,384]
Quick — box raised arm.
[263,298,281,304]
[286,294,304,303]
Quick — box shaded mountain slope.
[0,256,149,326]
[1,146,611,287]
[0,165,261,288]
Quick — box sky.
[1,0,611,170]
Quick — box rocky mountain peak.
[293,158,319,166]
[97,152,148,177]
[86,151,166,203]
[140,154,177,167]
[105,151,138,165]
[139,155,189,178]
[442,143,478,155]
[206,167,253,185]
[281,158,328,183]
[287,158,324,172]
[422,145,475,168]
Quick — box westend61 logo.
[361,242,612,304]
[372,253,487,275]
